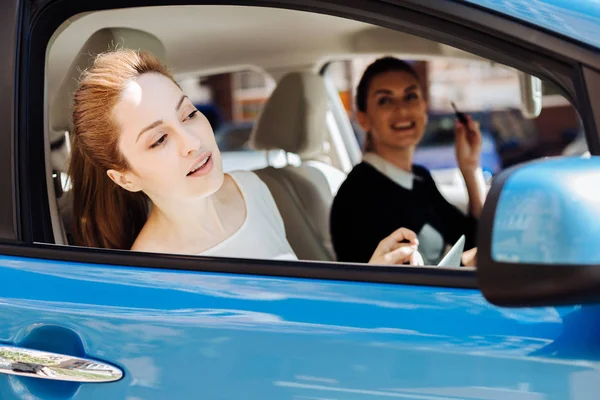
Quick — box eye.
[405,92,419,101]
[150,134,167,149]
[185,109,199,121]
[377,96,393,106]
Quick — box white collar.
[363,152,417,190]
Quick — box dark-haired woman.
[330,57,486,265]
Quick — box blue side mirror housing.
[477,156,600,307]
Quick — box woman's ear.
[107,169,142,192]
[356,111,371,133]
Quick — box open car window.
[41,4,585,270]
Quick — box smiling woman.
[330,57,486,265]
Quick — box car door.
[3,0,600,399]
[2,255,600,400]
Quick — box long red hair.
[69,49,175,249]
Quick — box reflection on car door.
[1,255,599,399]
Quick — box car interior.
[44,5,585,263]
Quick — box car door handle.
[0,346,123,382]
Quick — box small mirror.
[518,72,543,119]
[492,157,600,264]
[477,156,600,307]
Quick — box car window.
[40,4,588,269]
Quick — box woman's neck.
[151,193,226,238]
[372,146,414,172]
[140,175,246,252]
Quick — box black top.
[330,162,477,264]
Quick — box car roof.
[47,5,499,136]
[462,0,600,50]
[47,5,488,97]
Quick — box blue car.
[2,1,600,399]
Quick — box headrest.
[50,28,166,134]
[249,71,328,157]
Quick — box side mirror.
[518,72,543,119]
[477,156,600,307]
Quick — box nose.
[396,103,409,116]
[178,127,202,157]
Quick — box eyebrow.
[373,89,393,96]
[176,95,187,111]
[373,85,418,96]
[136,95,189,143]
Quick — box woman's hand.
[368,227,424,266]
[455,115,487,218]
[462,247,478,267]
[455,115,482,173]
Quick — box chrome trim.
[0,346,123,382]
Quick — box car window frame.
[9,0,600,289]
[0,0,20,242]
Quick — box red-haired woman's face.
[108,73,224,203]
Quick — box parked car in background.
[214,120,254,152]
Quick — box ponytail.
[69,134,148,249]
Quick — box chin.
[383,130,422,148]
[188,168,225,199]
[390,138,420,150]
[205,169,225,195]
[204,152,225,189]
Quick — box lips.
[391,121,416,131]
[187,153,212,177]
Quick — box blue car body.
[2,0,600,399]
[462,0,600,50]
[3,255,600,399]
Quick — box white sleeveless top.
[200,170,298,261]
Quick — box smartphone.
[451,101,469,126]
